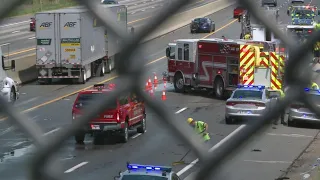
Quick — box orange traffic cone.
[153,73,158,85]
[145,82,150,91]
[163,80,167,89]
[149,89,154,98]
[147,78,152,90]
[161,91,166,101]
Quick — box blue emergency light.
[237,85,265,89]
[127,163,172,172]
[304,88,320,93]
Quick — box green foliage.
[6,0,79,17]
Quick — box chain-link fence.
[0,0,319,179]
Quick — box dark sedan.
[101,0,118,4]
[190,17,215,33]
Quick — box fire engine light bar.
[127,163,172,172]
[237,85,265,89]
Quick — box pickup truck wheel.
[214,78,224,99]
[174,74,185,93]
[225,116,233,124]
[10,88,16,104]
[75,133,85,144]
[137,118,146,133]
[120,122,129,143]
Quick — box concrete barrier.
[6,0,236,84]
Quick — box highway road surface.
[0,0,214,60]
[0,0,320,180]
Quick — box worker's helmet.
[187,118,194,124]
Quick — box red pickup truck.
[233,6,245,18]
[72,84,146,144]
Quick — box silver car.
[225,85,271,124]
[291,0,304,4]
[262,0,277,7]
[288,88,320,126]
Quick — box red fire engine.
[163,38,285,99]
[72,83,146,144]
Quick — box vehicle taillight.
[226,102,237,106]
[308,30,312,33]
[116,112,120,122]
[291,103,305,109]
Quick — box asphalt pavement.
[1,0,320,180]
[0,3,242,180]
[0,0,214,59]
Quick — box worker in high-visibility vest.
[311,81,319,89]
[314,23,320,58]
[187,118,210,143]
[244,33,251,40]
[272,89,287,125]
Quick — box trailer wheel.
[105,60,112,74]
[100,62,105,77]
[214,78,224,99]
[78,69,86,84]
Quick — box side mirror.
[11,60,15,71]
[165,47,170,58]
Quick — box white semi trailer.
[35,5,127,84]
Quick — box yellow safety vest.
[244,34,251,40]
[311,82,319,89]
[194,121,210,141]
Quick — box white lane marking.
[175,107,188,114]
[12,30,20,34]
[0,20,29,28]
[0,126,15,136]
[12,141,28,147]
[0,43,10,46]
[243,160,292,164]
[131,133,142,139]
[177,124,246,176]
[28,36,35,39]
[43,128,60,136]
[64,162,88,173]
[267,133,313,138]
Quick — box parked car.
[262,0,277,7]
[233,6,245,18]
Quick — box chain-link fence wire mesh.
[0,0,320,179]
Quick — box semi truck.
[35,5,127,84]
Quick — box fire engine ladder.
[240,11,251,39]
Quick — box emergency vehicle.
[72,84,146,144]
[163,39,285,99]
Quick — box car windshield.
[102,0,117,4]
[194,18,207,23]
[232,90,263,99]
[76,93,117,109]
[121,175,167,180]
[294,10,313,18]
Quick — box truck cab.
[72,84,146,144]
[0,48,18,103]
